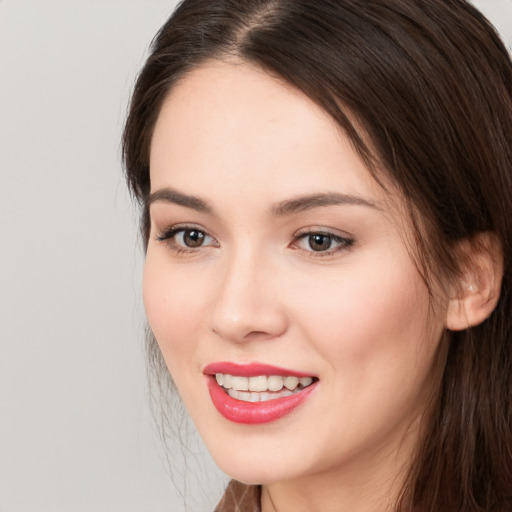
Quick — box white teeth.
[260,388,294,401]
[228,387,294,402]
[215,373,315,396]
[223,374,232,389]
[248,375,267,392]
[231,376,249,391]
[284,376,299,390]
[299,377,313,387]
[267,375,284,391]
[249,392,261,402]
[228,389,262,402]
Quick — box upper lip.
[203,361,316,378]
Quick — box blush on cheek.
[297,269,430,367]
[143,259,207,381]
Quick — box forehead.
[149,60,389,206]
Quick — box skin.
[144,60,450,512]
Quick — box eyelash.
[155,224,355,258]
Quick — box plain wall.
[0,1,510,511]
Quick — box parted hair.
[123,1,512,510]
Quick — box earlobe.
[446,233,503,331]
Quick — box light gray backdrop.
[0,1,510,511]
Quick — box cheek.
[142,250,206,377]
[288,255,437,376]
[282,256,443,460]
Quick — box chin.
[199,429,311,486]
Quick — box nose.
[209,249,288,343]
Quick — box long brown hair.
[123,1,512,510]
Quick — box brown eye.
[294,230,354,256]
[182,229,205,247]
[308,234,333,251]
[156,225,217,251]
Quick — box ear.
[446,232,503,331]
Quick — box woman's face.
[145,61,448,486]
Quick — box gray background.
[0,1,510,511]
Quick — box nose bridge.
[209,242,287,342]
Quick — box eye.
[294,230,354,255]
[176,228,208,248]
[156,225,218,252]
[305,233,334,252]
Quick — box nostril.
[210,306,288,343]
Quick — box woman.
[123,1,512,510]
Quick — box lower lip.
[207,377,317,424]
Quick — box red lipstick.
[203,361,314,378]
[204,362,318,425]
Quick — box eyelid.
[293,226,354,240]
[156,222,207,239]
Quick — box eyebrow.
[147,187,379,216]
[147,187,213,213]
[271,192,380,217]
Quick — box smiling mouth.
[205,364,319,424]
[215,373,316,403]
